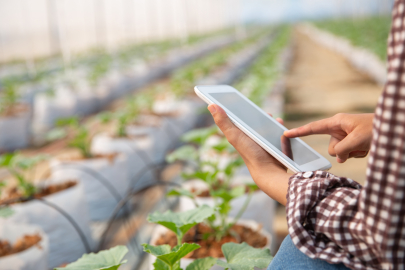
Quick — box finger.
[334,131,367,163]
[276,117,284,125]
[349,151,368,158]
[328,137,339,157]
[208,104,242,145]
[284,118,332,138]
[267,113,284,125]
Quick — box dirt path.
[273,28,383,249]
[284,29,382,184]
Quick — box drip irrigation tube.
[35,198,91,253]
[98,163,180,250]
[51,164,123,203]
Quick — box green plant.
[0,78,20,115]
[148,205,215,246]
[98,99,140,138]
[54,245,128,270]
[314,16,391,61]
[87,56,112,86]
[166,126,255,241]
[0,153,49,198]
[48,116,93,158]
[235,25,291,108]
[143,206,272,270]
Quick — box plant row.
[0,28,280,270]
[0,28,246,152]
[313,16,390,61]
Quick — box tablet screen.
[210,92,319,165]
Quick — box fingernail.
[208,105,216,114]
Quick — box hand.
[284,113,374,163]
[208,104,291,205]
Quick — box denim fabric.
[268,235,351,270]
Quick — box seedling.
[0,153,49,198]
[143,241,271,270]
[0,78,20,116]
[143,205,272,270]
[47,117,93,158]
[54,245,128,270]
[167,126,256,241]
[148,205,215,245]
[87,56,111,87]
[98,99,140,137]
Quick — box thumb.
[207,104,240,141]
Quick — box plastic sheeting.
[8,180,92,268]
[50,155,129,221]
[0,110,30,152]
[0,222,49,270]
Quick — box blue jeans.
[268,235,350,270]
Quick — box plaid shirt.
[286,1,405,269]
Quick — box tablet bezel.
[195,85,332,173]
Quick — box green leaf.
[153,258,170,270]
[46,128,67,141]
[223,158,244,177]
[56,116,79,127]
[167,188,197,199]
[147,205,215,238]
[142,244,172,256]
[211,137,232,153]
[216,242,273,270]
[0,207,14,218]
[98,111,114,123]
[181,126,218,145]
[245,184,259,193]
[181,171,217,183]
[0,153,15,167]
[185,257,217,270]
[54,245,128,270]
[166,145,198,163]
[143,243,200,269]
[211,186,245,202]
[13,154,49,170]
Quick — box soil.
[192,184,256,198]
[57,153,117,163]
[0,103,29,118]
[0,234,42,257]
[155,223,267,259]
[0,180,76,205]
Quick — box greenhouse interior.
[0,0,397,269]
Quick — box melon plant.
[0,153,49,198]
[166,126,255,241]
[143,206,272,270]
[47,116,93,158]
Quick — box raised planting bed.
[313,16,391,61]
[144,206,273,270]
[0,153,93,268]
[30,31,244,139]
[50,152,129,221]
[0,222,49,270]
[167,126,276,239]
[299,23,386,85]
[0,79,31,152]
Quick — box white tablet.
[194,85,332,173]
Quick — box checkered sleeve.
[286,1,405,269]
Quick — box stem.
[176,232,183,246]
[227,190,253,232]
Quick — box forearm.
[248,163,292,206]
